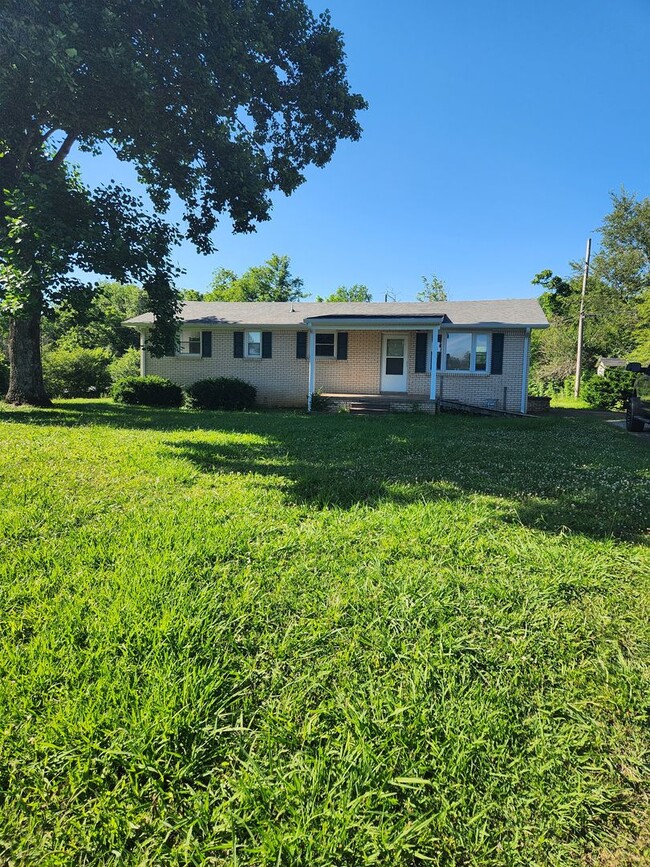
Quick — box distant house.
[596,357,628,377]
[125,299,548,414]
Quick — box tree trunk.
[5,309,52,406]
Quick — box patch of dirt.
[586,805,650,866]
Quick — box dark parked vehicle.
[625,363,650,431]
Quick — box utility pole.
[574,237,591,398]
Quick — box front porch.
[304,314,443,413]
[318,392,437,414]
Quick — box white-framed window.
[246,330,262,357]
[315,333,336,357]
[443,332,490,373]
[179,329,201,355]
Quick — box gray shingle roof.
[125,299,548,328]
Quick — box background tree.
[180,289,204,302]
[316,284,372,302]
[416,274,448,302]
[596,190,650,302]
[205,255,305,302]
[203,268,239,301]
[0,0,366,403]
[629,292,650,362]
[43,281,149,356]
[530,191,650,392]
[530,267,638,391]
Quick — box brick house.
[125,299,548,413]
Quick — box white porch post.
[307,329,316,412]
[429,325,439,402]
[140,329,147,376]
[520,328,531,414]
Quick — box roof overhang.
[125,315,549,331]
[303,315,445,331]
[442,322,548,330]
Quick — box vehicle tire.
[626,400,645,432]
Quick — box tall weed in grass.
[0,401,648,864]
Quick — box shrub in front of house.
[42,346,113,398]
[583,368,636,410]
[111,375,184,407]
[108,348,141,383]
[185,377,256,410]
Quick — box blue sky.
[74,0,650,301]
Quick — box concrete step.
[348,401,390,415]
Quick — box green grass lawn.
[549,395,592,410]
[0,400,648,866]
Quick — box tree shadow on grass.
[0,400,205,431]
[2,400,648,541]
[162,420,649,542]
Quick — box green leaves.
[205,253,305,302]
[531,192,650,391]
[1,0,366,246]
[1,0,366,400]
[317,284,372,302]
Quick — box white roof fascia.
[304,316,444,330]
[441,322,549,330]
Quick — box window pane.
[475,334,488,371]
[446,333,471,370]
[247,331,261,356]
[385,338,404,357]
[187,332,200,354]
[315,333,335,357]
[386,357,404,375]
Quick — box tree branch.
[40,128,57,145]
[51,130,79,169]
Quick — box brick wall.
[145,329,309,407]
[143,327,530,412]
[407,329,527,413]
[316,331,381,394]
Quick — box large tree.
[0,0,366,404]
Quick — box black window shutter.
[262,331,272,358]
[201,331,212,358]
[233,331,244,358]
[415,332,428,373]
[296,331,307,359]
[491,333,504,374]
[336,331,348,360]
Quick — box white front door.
[380,334,408,392]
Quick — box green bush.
[185,377,256,410]
[42,346,112,397]
[108,348,141,383]
[111,375,184,407]
[583,368,636,410]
